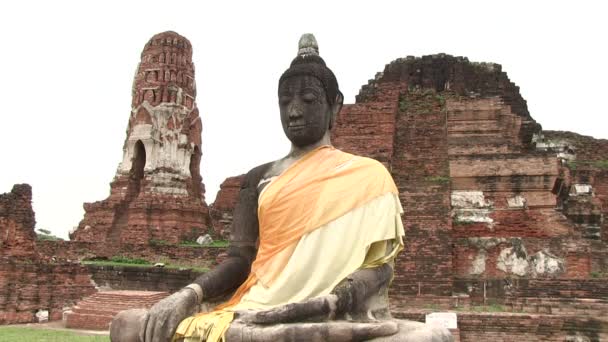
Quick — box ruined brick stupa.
[71,31,210,244]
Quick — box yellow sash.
[222,146,397,308]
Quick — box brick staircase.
[65,290,169,330]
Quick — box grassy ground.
[0,327,109,342]
[178,240,230,248]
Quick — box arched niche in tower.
[130,140,146,181]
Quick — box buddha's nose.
[288,102,303,120]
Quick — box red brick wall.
[209,175,244,237]
[0,260,96,324]
[390,90,453,296]
[331,101,398,166]
[0,184,37,259]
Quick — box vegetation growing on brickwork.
[594,160,608,169]
[0,326,109,341]
[590,271,607,278]
[435,94,446,107]
[149,239,170,246]
[452,219,476,226]
[424,176,450,184]
[400,89,448,113]
[565,160,608,171]
[565,160,578,171]
[398,93,408,112]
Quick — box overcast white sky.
[1,1,607,239]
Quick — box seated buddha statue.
[110,33,452,342]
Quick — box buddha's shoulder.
[241,162,274,188]
[343,151,390,174]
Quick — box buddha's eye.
[302,93,317,103]
[279,95,292,105]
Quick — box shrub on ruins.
[35,228,64,241]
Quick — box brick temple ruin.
[329,55,608,300]
[1,33,607,340]
[0,184,96,324]
[70,31,210,245]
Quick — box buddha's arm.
[191,165,267,300]
[240,263,394,324]
[332,263,393,316]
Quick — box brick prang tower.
[72,31,210,245]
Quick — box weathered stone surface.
[71,31,210,245]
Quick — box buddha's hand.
[236,294,339,324]
[143,285,201,342]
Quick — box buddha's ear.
[329,91,344,130]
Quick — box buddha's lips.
[288,124,306,129]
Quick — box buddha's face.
[279,75,332,147]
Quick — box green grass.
[0,327,109,342]
[149,239,170,246]
[452,303,506,312]
[108,256,149,265]
[471,303,505,312]
[424,304,441,310]
[178,240,230,248]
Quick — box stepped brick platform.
[65,290,169,330]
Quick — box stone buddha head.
[278,34,344,147]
